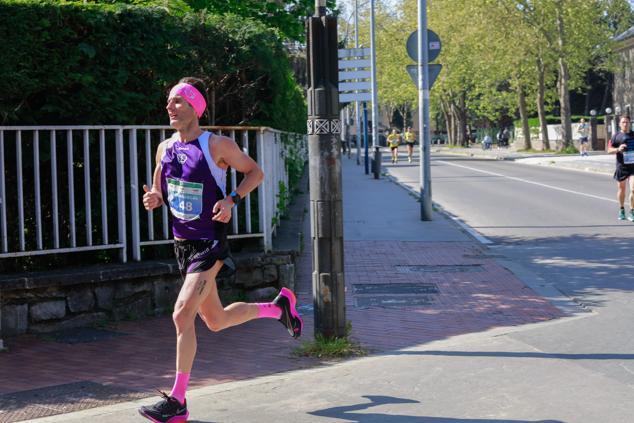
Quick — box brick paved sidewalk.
[0,185,563,423]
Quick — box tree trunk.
[556,3,572,148]
[440,99,452,145]
[518,87,532,150]
[536,58,550,150]
[457,93,468,147]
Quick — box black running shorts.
[174,239,229,279]
[614,164,634,181]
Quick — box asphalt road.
[385,151,634,389]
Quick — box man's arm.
[211,136,264,221]
[607,134,625,154]
[142,142,166,210]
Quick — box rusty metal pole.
[306,1,346,338]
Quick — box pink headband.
[169,83,206,118]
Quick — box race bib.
[625,150,634,164]
[167,178,203,221]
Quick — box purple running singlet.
[160,131,227,241]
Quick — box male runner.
[139,77,303,422]
[404,126,416,163]
[387,128,401,164]
[608,115,634,221]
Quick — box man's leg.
[138,261,223,423]
[198,283,304,338]
[621,177,634,211]
[197,280,259,332]
[173,261,223,374]
[618,179,626,208]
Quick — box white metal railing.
[0,125,306,262]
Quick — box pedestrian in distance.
[608,114,634,221]
[404,126,416,163]
[387,128,402,163]
[139,77,303,423]
[577,118,590,157]
[482,133,492,150]
[497,127,510,148]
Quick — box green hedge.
[513,115,593,128]
[0,0,306,132]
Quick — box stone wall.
[514,123,607,151]
[0,252,296,337]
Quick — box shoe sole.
[280,287,303,339]
[138,409,189,423]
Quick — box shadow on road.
[385,350,634,360]
[309,395,563,423]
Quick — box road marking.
[437,160,618,203]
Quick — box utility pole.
[418,0,433,220]
[306,0,346,338]
[354,0,361,165]
[370,0,381,179]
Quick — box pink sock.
[169,371,190,405]
[256,302,282,319]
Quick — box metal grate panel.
[395,264,483,273]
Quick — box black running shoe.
[138,391,189,423]
[273,287,303,339]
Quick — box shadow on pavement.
[308,395,563,423]
[386,350,634,360]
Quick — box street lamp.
[605,107,613,144]
[306,0,346,338]
[590,109,597,151]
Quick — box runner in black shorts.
[139,77,303,423]
[608,115,634,221]
[404,126,416,163]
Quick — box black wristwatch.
[229,190,242,205]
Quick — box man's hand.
[142,185,163,210]
[212,198,234,223]
[619,144,627,152]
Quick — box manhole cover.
[40,328,126,344]
[355,295,436,308]
[353,283,439,295]
[395,264,483,273]
[0,381,148,422]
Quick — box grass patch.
[293,322,368,359]
[518,148,556,153]
[559,145,579,155]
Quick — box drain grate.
[353,283,439,295]
[0,381,148,422]
[395,264,484,273]
[356,295,436,308]
[40,328,126,345]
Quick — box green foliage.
[80,0,338,41]
[293,322,367,359]
[560,145,579,154]
[514,115,592,127]
[0,0,306,132]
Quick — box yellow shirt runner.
[387,133,401,148]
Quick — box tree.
[81,0,338,41]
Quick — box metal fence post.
[116,128,127,263]
[257,130,272,251]
[128,129,141,261]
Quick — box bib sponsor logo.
[177,154,187,164]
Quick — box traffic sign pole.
[418,0,433,221]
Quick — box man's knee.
[199,312,227,332]
[173,301,198,332]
